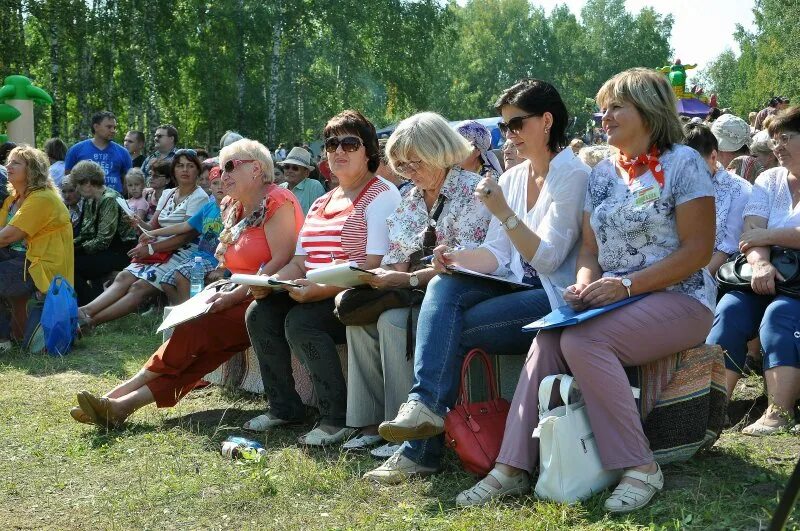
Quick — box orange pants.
[145,300,251,407]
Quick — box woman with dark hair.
[43,138,68,185]
[368,79,591,484]
[243,110,401,446]
[77,149,208,328]
[143,160,174,220]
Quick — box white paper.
[229,273,301,291]
[446,264,532,289]
[156,288,215,333]
[115,196,134,216]
[305,262,371,288]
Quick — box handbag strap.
[457,348,500,405]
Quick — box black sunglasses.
[283,164,306,171]
[498,113,539,137]
[174,148,197,158]
[324,136,363,153]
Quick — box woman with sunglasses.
[370,79,590,484]
[708,106,800,436]
[77,150,208,329]
[244,110,401,446]
[344,112,491,457]
[458,68,716,512]
[72,139,304,427]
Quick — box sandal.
[456,468,530,507]
[604,462,663,513]
[70,406,92,424]
[342,432,384,450]
[742,419,795,436]
[77,391,126,429]
[242,412,301,432]
[370,442,402,459]
[298,426,356,447]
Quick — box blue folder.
[523,294,648,332]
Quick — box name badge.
[633,184,661,206]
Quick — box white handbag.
[532,374,626,503]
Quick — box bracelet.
[147,243,155,256]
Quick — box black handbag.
[716,248,800,298]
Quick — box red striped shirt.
[299,177,391,270]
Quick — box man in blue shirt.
[64,111,132,193]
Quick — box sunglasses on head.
[223,159,256,173]
[324,136,363,153]
[174,148,197,158]
[498,113,540,137]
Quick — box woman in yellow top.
[0,146,74,351]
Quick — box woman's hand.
[739,228,773,252]
[361,268,410,289]
[128,214,143,229]
[579,277,628,308]
[206,291,237,313]
[432,244,461,274]
[286,279,329,303]
[751,260,783,295]
[474,176,512,218]
[250,284,273,300]
[138,232,155,244]
[564,283,588,311]
[127,244,151,261]
[205,269,226,283]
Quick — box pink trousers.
[496,291,713,472]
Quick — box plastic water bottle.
[221,436,266,461]
[189,256,205,297]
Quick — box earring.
[544,128,550,134]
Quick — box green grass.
[0,314,798,530]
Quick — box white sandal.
[455,468,530,507]
[604,462,664,513]
[342,432,384,450]
[243,412,300,432]
[298,427,356,447]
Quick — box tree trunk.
[267,1,282,147]
[236,0,246,130]
[48,3,60,137]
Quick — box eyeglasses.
[174,148,197,158]
[498,113,539,137]
[324,136,363,153]
[769,132,799,150]
[395,160,423,175]
[283,164,309,172]
[154,134,165,139]
[223,159,256,173]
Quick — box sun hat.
[278,147,314,170]
[711,114,751,152]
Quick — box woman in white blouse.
[346,112,491,460]
[366,79,590,485]
[78,149,208,328]
[707,106,800,435]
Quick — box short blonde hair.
[596,67,684,152]
[386,112,473,172]
[219,138,274,183]
[125,167,146,185]
[7,145,57,195]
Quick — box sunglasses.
[174,148,197,157]
[283,164,306,171]
[324,136,363,153]
[395,160,423,175]
[223,159,256,173]
[498,113,539,137]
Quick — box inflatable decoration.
[657,59,716,119]
[0,75,53,145]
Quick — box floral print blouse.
[382,166,491,266]
[711,165,751,255]
[585,144,716,311]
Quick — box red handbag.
[444,349,510,476]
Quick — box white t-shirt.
[156,186,209,228]
[743,166,800,229]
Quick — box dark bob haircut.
[494,78,569,153]
[170,151,203,180]
[683,122,718,158]
[323,110,380,173]
[767,106,800,137]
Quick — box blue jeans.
[400,273,551,468]
[707,290,800,373]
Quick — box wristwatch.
[147,243,155,256]
[501,214,520,231]
[409,272,420,288]
[620,277,632,298]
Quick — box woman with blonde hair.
[0,146,73,350]
[457,68,716,512]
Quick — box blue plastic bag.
[40,275,78,356]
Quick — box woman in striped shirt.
[244,110,402,446]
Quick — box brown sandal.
[77,391,126,429]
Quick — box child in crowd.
[141,167,225,304]
[125,168,149,219]
[60,175,84,234]
[143,160,172,221]
[197,159,219,201]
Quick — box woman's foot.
[76,391,128,429]
[342,427,384,450]
[362,450,437,485]
[370,442,402,459]
[742,408,796,436]
[69,406,92,424]
[298,425,355,447]
[456,466,530,507]
[604,462,663,513]
[242,411,302,432]
[77,309,94,333]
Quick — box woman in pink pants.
[457,67,717,513]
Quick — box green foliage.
[700,0,799,117]
[6,0,672,149]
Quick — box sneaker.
[378,400,444,443]
[362,450,437,485]
[370,442,402,459]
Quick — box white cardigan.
[480,149,590,310]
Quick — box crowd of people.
[0,67,797,514]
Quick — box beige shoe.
[456,468,530,507]
[378,400,444,443]
[741,419,794,436]
[604,463,663,514]
[362,450,437,485]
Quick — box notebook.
[523,294,648,332]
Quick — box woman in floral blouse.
[369,79,590,484]
[344,112,491,459]
[457,68,716,513]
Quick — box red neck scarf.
[618,145,665,189]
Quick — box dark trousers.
[74,241,134,305]
[245,293,347,426]
[0,248,36,339]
